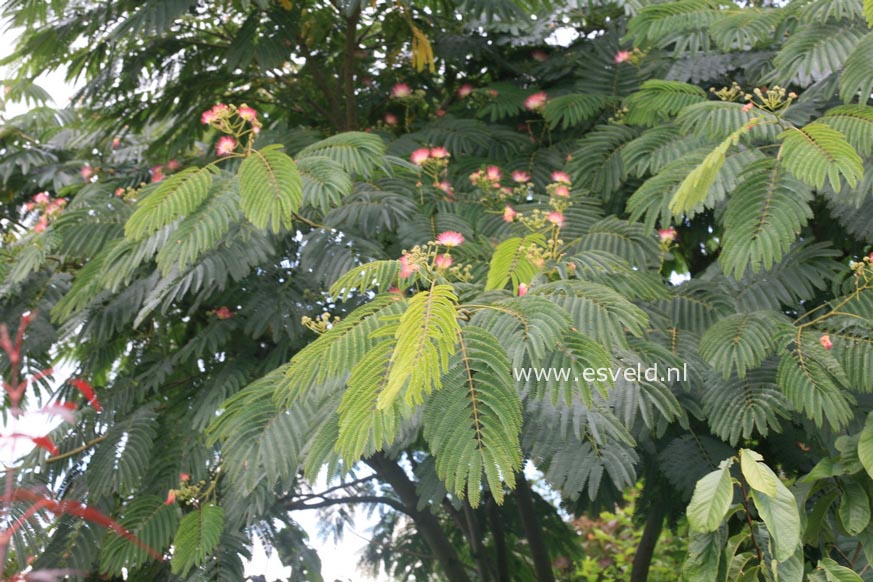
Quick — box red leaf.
[31,436,58,456]
[69,379,102,412]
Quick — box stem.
[738,473,765,565]
[45,433,109,463]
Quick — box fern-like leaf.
[484,234,544,292]
[296,131,386,177]
[125,167,213,241]
[778,122,863,192]
[100,496,179,576]
[542,94,613,130]
[699,311,785,378]
[170,504,224,577]
[624,80,708,127]
[238,144,302,233]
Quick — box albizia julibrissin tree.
[2,0,873,580]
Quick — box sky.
[0,34,380,582]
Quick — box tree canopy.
[1,0,873,580]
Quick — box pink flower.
[458,84,474,98]
[384,113,398,126]
[166,159,181,171]
[436,231,465,247]
[34,216,48,233]
[469,170,483,184]
[614,50,631,64]
[24,202,34,211]
[511,170,531,183]
[487,89,499,97]
[111,137,121,148]
[435,108,446,118]
[532,50,548,62]
[524,91,548,111]
[429,146,450,159]
[486,166,502,182]
[80,165,94,181]
[410,148,430,165]
[391,83,412,98]
[114,187,125,197]
[399,254,420,278]
[33,192,50,205]
[201,104,227,125]
[165,490,176,505]
[214,306,234,320]
[237,104,257,122]
[503,206,517,222]
[819,334,833,350]
[435,254,453,269]
[554,185,570,198]
[658,227,678,243]
[150,165,165,183]
[436,181,454,195]
[551,171,571,184]
[742,102,754,112]
[216,136,237,156]
[180,472,190,481]
[518,283,529,297]
[546,211,565,227]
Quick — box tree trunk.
[463,501,490,582]
[487,495,510,582]
[366,453,471,582]
[515,472,555,582]
[630,504,665,582]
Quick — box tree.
[1,0,873,580]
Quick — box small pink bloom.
[399,254,420,278]
[435,254,453,269]
[111,137,121,148]
[614,50,631,64]
[237,104,257,122]
[180,472,190,481]
[436,181,454,195]
[24,202,34,211]
[410,148,430,165]
[201,104,227,125]
[554,185,570,198]
[166,159,181,171]
[34,217,48,233]
[518,283,529,297]
[150,165,165,183]
[114,187,125,197]
[742,102,754,112]
[486,166,502,182]
[511,170,531,183]
[469,170,483,184]
[80,166,94,181]
[458,84,474,98]
[214,306,234,320]
[819,334,833,350]
[216,136,237,156]
[384,113,398,126]
[252,125,261,134]
[34,192,49,204]
[503,206,517,222]
[532,50,548,62]
[437,231,465,247]
[524,91,548,111]
[429,146,450,159]
[487,89,499,97]
[435,108,446,118]
[658,227,678,243]
[551,171,571,184]
[546,211,565,227]
[391,83,412,98]
[165,490,176,505]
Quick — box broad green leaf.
[238,144,303,232]
[749,466,801,561]
[739,449,777,497]
[821,558,863,582]
[857,412,873,479]
[687,460,734,532]
[839,480,871,535]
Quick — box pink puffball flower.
[214,306,234,320]
[111,137,121,148]
[503,206,517,222]
[150,165,165,183]
[435,254,453,269]
[435,108,447,118]
[486,165,502,182]
[551,171,571,184]
[436,181,454,195]
[399,254,420,278]
[547,211,565,227]
[166,159,181,171]
[524,91,548,111]
[554,185,570,198]
[80,165,94,181]
[237,104,258,122]
[384,113,398,126]
[216,136,237,156]
[614,50,631,64]
[458,84,474,98]
[742,102,754,112]
[469,170,483,184]
[410,148,430,165]
[115,187,125,197]
[487,88,499,97]
[391,83,412,98]
[24,202,34,211]
[34,216,48,233]
[436,231,465,247]
[819,334,833,350]
[429,146,450,159]
[518,282,529,297]
[658,227,678,243]
[33,192,50,205]
[511,170,531,183]
[201,104,227,125]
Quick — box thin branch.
[284,494,406,514]
[46,434,109,463]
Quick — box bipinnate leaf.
[171,503,224,576]
[238,144,302,233]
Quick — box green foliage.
[238,145,303,233]
[171,504,225,577]
[485,234,544,292]
[778,123,863,192]
[125,167,214,241]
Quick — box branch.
[284,494,406,514]
[46,434,109,463]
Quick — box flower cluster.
[397,231,472,283]
[524,91,548,112]
[201,103,262,156]
[613,48,643,65]
[302,312,340,334]
[25,192,67,233]
[741,85,797,112]
[410,146,452,194]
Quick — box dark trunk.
[487,495,510,582]
[366,453,471,582]
[515,472,555,582]
[463,501,490,582]
[630,504,665,582]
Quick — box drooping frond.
[772,23,864,85]
[710,8,785,51]
[86,405,158,501]
[699,311,786,378]
[297,155,354,213]
[720,159,814,279]
[624,81,708,127]
[238,145,302,233]
[678,101,781,142]
[423,325,523,506]
[125,167,214,241]
[380,285,460,409]
[575,217,660,269]
[329,260,402,301]
[622,125,705,178]
[627,0,729,51]
[568,124,639,197]
[659,281,735,333]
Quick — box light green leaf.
[839,480,871,535]
[238,144,303,232]
[687,460,734,532]
[857,412,873,479]
[739,449,777,497]
[749,467,801,561]
[821,558,863,582]
[778,123,863,193]
[171,503,224,576]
